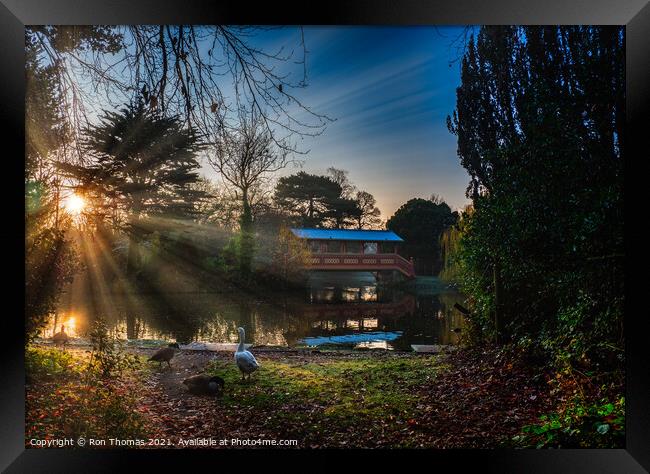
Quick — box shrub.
[513,397,625,448]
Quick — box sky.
[201,26,473,219]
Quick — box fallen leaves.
[26,344,578,449]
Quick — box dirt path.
[28,343,557,448]
[135,347,359,446]
[134,348,227,445]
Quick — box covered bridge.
[290,228,415,278]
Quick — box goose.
[182,374,225,396]
[234,327,259,381]
[148,342,180,368]
[52,325,69,347]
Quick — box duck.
[182,374,225,396]
[234,327,259,381]
[52,325,69,347]
[148,342,180,368]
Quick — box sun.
[63,193,86,215]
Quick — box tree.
[268,226,312,286]
[209,109,292,278]
[58,100,205,277]
[25,186,80,341]
[25,35,69,181]
[274,170,381,229]
[274,172,343,228]
[26,26,330,164]
[323,196,361,229]
[447,26,624,356]
[327,167,356,198]
[25,34,82,341]
[354,190,382,229]
[386,198,457,275]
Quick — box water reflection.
[48,271,465,350]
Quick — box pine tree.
[58,100,206,277]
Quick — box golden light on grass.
[63,193,86,215]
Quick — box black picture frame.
[1,0,648,471]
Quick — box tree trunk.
[54,181,60,229]
[126,228,140,279]
[239,188,253,279]
[126,207,141,279]
[493,260,503,344]
[308,197,314,222]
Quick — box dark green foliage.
[25,227,78,341]
[513,397,625,448]
[88,317,139,378]
[274,171,346,228]
[25,181,80,341]
[25,37,67,179]
[386,198,457,275]
[26,26,123,55]
[133,217,233,287]
[447,26,624,366]
[59,101,206,219]
[57,101,206,278]
[275,171,380,230]
[325,196,362,229]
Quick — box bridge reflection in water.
[50,269,464,350]
[285,272,465,350]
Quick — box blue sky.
[202,26,472,218]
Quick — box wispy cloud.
[203,26,472,217]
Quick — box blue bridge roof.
[290,228,404,242]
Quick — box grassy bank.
[25,346,150,445]
[25,343,623,449]
[205,354,444,448]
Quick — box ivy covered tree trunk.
[239,189,254,279]
[493,260,503,344]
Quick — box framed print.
[1,0,648,471]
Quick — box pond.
[47,271,466,350]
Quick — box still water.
[49,272,465,350]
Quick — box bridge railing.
[307,253,415,278]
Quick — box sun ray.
[63,193,86,215]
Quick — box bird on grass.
[52,325,69,348]
[148,342,181,369]
[182,374,225,396]
[234,327,259,382]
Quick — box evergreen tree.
[274,172,345,228]
[58,101,205,277]
[447,26,624,358]
[386,198,456,275]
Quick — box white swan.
[234,327,260,381]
